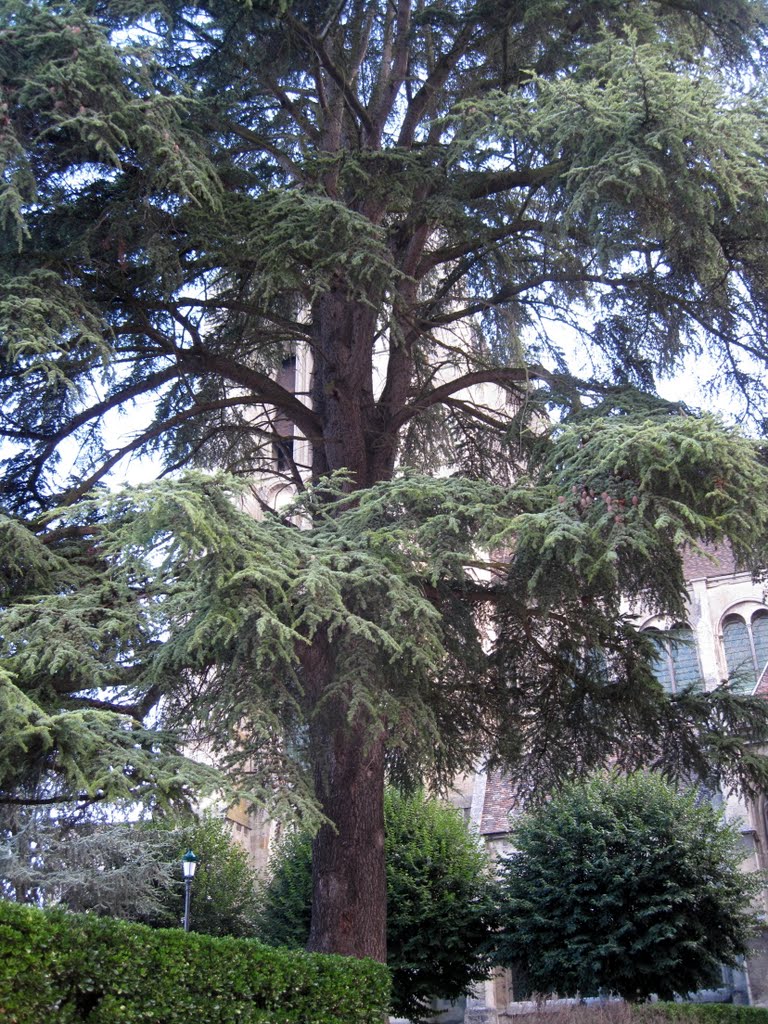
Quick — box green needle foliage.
[256,789,499,1023]
[0,511,221,813]
[4,0,768,958]
[494,771,764,1002]
[7,412,768,812]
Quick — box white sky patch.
[656,356,722,415]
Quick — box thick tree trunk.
[299,293,400,962]
[310,291,400,486]
[300,619,387,962]
[307,715,387,961]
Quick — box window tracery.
[721,606,768,692]
[644,622,702,694]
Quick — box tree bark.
[302,630,387,961]
[307,714,387,961]
[299,286,398,962]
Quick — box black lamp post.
[181,850,197,932]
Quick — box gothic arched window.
[721,608,768,692]
[647,624,702,694]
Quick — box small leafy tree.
[134,815,263,937]
[257,789,498,1022]
[0,810,260,938]
[495,772,762,1002]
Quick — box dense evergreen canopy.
[3,0,768,959]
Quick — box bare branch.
[177,348,322,440]
[457,162,567,202]
[53,394,297,507]
[397,22,477,147]
[0,793,107,807]
[368,0,411,143]
[415,218,545,277]
[263,76,322,143]
[390,365,552,431]
[170,297,311,342]
[284,14,375,135]
[441,395,518,432]
[224,122,307,183]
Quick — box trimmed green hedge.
[636,1005,768,1024]
[0,900,390,1023]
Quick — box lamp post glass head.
[182,850,197,879]
[181,850,197,932]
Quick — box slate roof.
[681,543,738,582]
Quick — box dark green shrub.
[256,788,499,1022]
[0,899,390,1024]
[495,771,762,1001]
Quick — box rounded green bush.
[495,771,762,1001]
